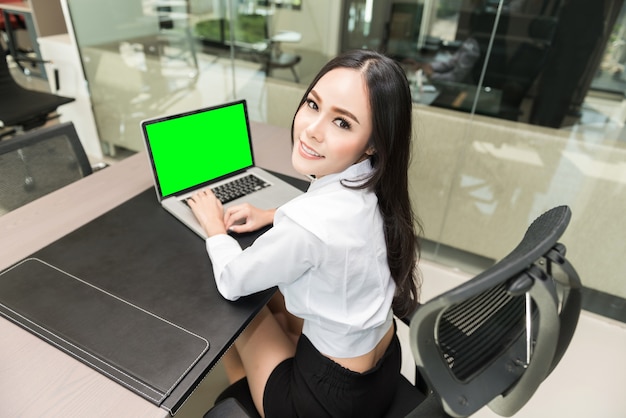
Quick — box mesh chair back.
[0,122,92,215]
[438,282,529,382]
[408,206,581,417]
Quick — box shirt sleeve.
[205,216,321,301]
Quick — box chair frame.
[0,7,47,78]
[407,205,581,417]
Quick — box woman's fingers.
[224,204,251,228]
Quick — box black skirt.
[262,325,401,418]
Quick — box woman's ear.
[365,146,376,156]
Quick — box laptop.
[141,100,304,239]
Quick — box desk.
[0,122,306,416]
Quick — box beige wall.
[412,106,626,299]
[266,78,304,127]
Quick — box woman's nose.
[304,117,323,143]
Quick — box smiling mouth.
[300,141,323,158]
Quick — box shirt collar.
[308,159,374,191]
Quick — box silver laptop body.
[141,100,303,239]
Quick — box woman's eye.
[334,118,352,130]
[306,98,318,110]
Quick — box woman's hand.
[187,189,227,237]
[224,203,276,234]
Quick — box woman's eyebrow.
[310,90,361,125]
[333,107,360,125]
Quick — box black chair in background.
[231,14,301,83]
[205,205,581,418]
[0,42,74,138]
[263,39,301,83]
[194,14,301,83]
[0,122,93,215]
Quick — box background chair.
[204,205,581,418]
[0,42,74,137]
[0,122,93,215]
[262,37,301,83]
[0,5,43,78]
[194,14,301,83]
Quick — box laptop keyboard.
[211,174,270,204]
[199,174,270,204]
[183,174,270,206]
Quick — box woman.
[189,49,421,417]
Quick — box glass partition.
[340,0,626,313]
[65,0,317,156]
[65,0,626,315]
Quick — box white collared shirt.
[205,160,395,358]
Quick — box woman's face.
[292,68,374,179]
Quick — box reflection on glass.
[67,0,201,155]
[60,1,295,153]
[595,2,626,94]
[339,1,626,303]
[340,0,623,131]
[66,0,307,155]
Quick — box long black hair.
[291,49,422,318]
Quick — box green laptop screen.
[144,101,254,198]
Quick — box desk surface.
[0,121,305,416]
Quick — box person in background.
[189,49,422,418]
[404,36,481,83]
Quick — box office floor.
[8,53,626,418]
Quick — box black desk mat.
[0,258,209,404]
[0,173,309,415]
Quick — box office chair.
[230,14,301,83]
[0,42,74,137]
[195,14,301,83]
[263,39,301,83]
[204,205,581,418]
[386,205,581,417]
[0,122,93,215]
